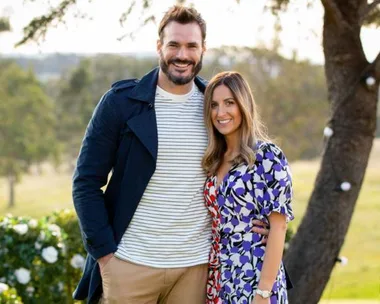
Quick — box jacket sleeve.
[72,90,121,260]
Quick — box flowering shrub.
[46,210,86,300]
[0,209,294,303]
[0,282,23,303]
[0,210,86,304]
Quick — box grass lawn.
[319,301,380,304]
[1,140,380,300]
[291,139,380,300]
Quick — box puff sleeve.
[255,142,294,223]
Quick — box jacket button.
[149,103,154,109]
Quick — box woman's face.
[210,84,242,139]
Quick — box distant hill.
[0,52,156,81]
[2,51,379,137]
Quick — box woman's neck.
[224,134,241,159]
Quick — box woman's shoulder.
[255,141,286,161]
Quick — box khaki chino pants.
[100,256,208,304]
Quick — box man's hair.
[158,5,206,44]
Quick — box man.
[72,5,269,304]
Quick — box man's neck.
[157,70,195,95]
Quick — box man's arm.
[72,90,121,260]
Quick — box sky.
[0,0,379,64]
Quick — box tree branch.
[15,0,76,47]
[360,0,380,24]
[320,0,351,29]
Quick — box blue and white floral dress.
[204,142,294,304]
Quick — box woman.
[202,71,294,304]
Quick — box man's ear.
[202,41,207,53]
[157,39,162,55]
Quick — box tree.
[0,17,10,33]
[0,61,58,208]
[15,0,380,303]
[54,59,94,162]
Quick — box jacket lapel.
[126,110,158,160]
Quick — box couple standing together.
[72,5,294,304]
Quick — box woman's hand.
[251,295,270,304]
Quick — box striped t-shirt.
[115,83,212,268]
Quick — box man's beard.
[159,51,203,85]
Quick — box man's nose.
[176,47,189,60]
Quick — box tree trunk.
[8,173,16,208]
[285,1,378,303]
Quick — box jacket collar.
[128,67,208,103]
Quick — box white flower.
[26,286,35,294]
[57,242,67,254]
[28,219,38,228]
[48,224,61,237]
[57,282,64,292]
[41,246,58,263]
[38,231,46,241]
[13,223,28,235]
[0,277,6,283]
[0,218,9,228]
[34,242,42,250]
[15,268,31,284]
[0,282,9,294]
[70,254,85,269]
[323,126,333,138]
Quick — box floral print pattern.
[204,142,294,304]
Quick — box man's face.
[157,21,205,85]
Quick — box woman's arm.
[253,212,287,303]
[258,212,287,289]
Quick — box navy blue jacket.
[72,67,207,303]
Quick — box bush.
[0,209,295,303]
[46,210,86,299]
[0,210,85,304]
[0,283,23,304]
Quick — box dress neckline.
[212,163,240,189]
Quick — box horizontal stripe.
[116,85,212,268]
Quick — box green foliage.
[0,207,293,303]
[46,210,86,299]
[16,0,75,47]
[0,61,59,179]
[0,284,23,304]
[0,17,11,33]
[0,60,59,207]
[0,210,85,303]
